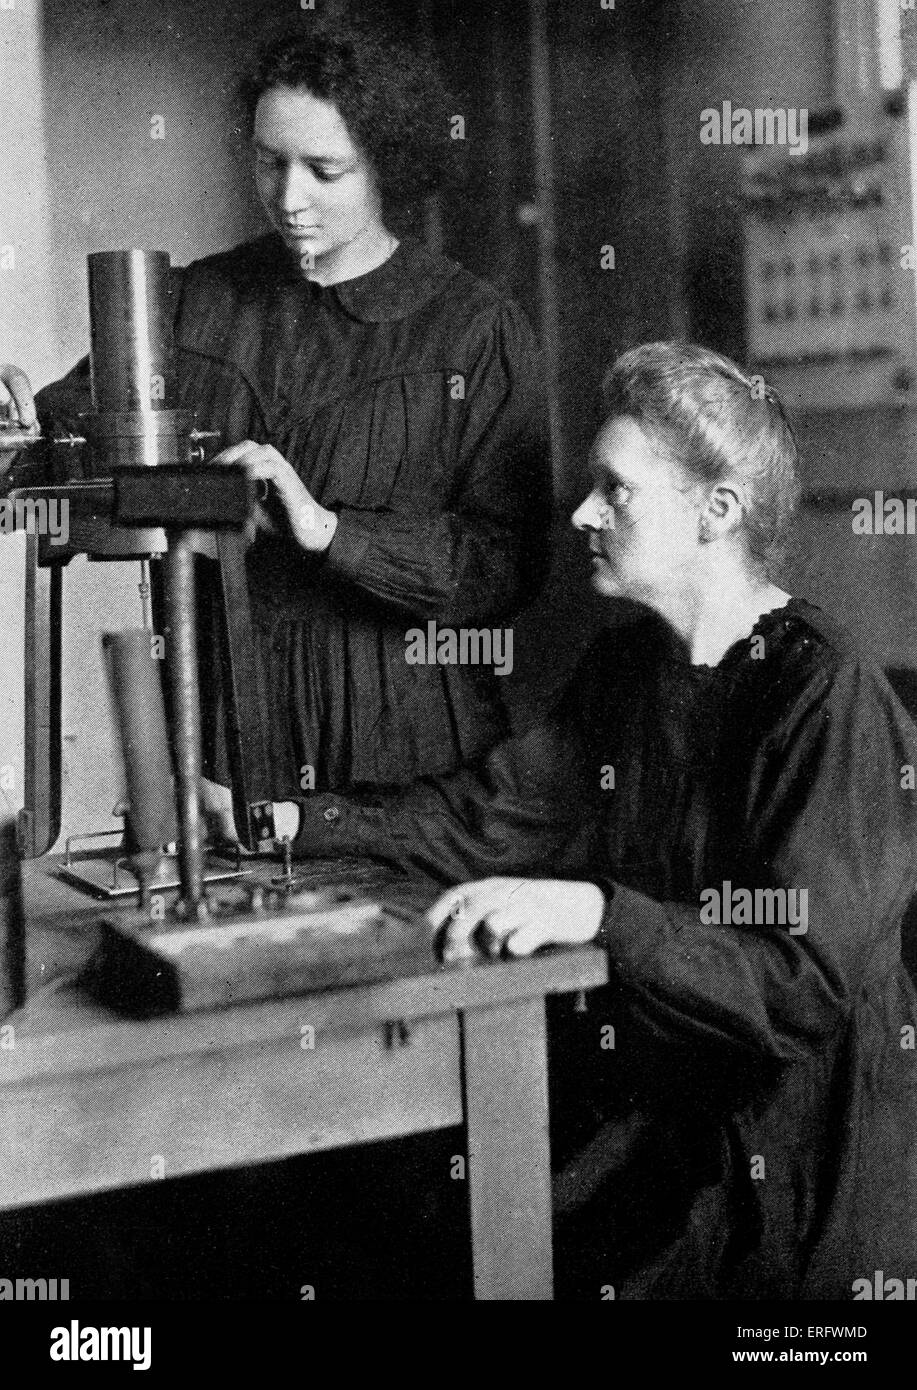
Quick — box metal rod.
[0,429,85,451]
[164,531,205,915]
[139,559,152,630]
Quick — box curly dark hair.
[238,19,451,206]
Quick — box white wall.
[0,0,57,840]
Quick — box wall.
[0,1,57,839]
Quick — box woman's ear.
[700,480,745,542]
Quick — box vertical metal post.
[164,533,205,915]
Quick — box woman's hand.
[426,877,606,962]
[199,776,243,848]
[211,440,338,553]
[199,778,299,851]
[0,364,38,470]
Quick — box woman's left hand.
[211,441,339,553]
[426,877,606,962]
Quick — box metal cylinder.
[103,630,178,855]
[88,251,176,415]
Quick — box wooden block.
[89,895,427,1015]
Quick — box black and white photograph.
[0,0,916,1348]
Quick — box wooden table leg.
[462,996,553,1300]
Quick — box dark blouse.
[292,597,917,1299]
[178,233,551,794]
[33,233,552,794]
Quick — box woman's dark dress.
[179,233,550,794]
[292,597,917,1298]
[34,233,551,795]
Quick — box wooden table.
[0,861,609,1300]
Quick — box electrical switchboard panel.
[742,93,917,410]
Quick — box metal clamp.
[63,828,124,867]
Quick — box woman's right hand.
[0,364,38,469]
[200,777,243,848]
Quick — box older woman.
[291,342,917,1300]
[1,20,550,822]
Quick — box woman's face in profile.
[572,415,705,609]
[253,85,383,269]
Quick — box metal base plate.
[57,852,249,900]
